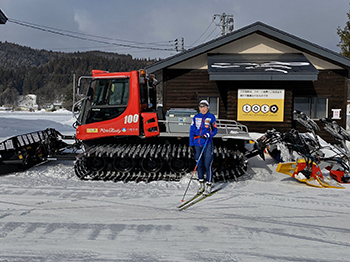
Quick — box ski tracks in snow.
[0,157,350,261]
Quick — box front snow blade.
[276,158,324,182]
[276,161,301,179]
[0,128,71,174]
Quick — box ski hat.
[199,100,210,108]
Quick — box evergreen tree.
[0,41,157,109]
[337,10,350,58]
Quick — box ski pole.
[181,139,209,202]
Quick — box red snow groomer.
[73,69,262,182]
[0,69,263,182]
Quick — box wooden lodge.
[146,22,350,142]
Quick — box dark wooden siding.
[294,70,348,143]
[163,69,228,118]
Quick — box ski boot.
[203,182,212,195]
[198,179,205,194]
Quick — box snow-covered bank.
[0,111,75,141]
[0,108,73,115]
[0,112,349,261]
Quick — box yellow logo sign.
[237,89,284,122]
[86,128,98,133]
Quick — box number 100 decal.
[124,114,139,124]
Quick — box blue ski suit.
[189,111,218,183]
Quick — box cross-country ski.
[178,186,223,211]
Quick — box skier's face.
[199,105,209,114]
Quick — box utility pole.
[175,38,178,52]
[213,13,234,36]
[175,37,185,52]
[72,73,76,113]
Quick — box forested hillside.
[0,41,156,109]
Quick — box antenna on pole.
[213,13,234,36]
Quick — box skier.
[189,100,218,195]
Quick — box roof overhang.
[0,9,8,24]
[208,53,319,81]
[146,22,350,74]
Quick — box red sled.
[329,170,350,183]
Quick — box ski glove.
[191,146,195,154]
[203,133,210,139]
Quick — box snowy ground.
[0,112,350,262]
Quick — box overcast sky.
[1,0,350,59]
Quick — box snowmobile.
[0,69,263,183]
[318,117,350,183]
[257,111,348,187]
[256,110,324,163]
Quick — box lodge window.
[294,97,328,119]
[199,96,219,118]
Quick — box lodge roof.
[146,21,350,73]
[0,9,8,24]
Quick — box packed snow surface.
[0,112,349,262]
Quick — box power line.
[8,18,176,51]
[201,26,220,43]
[189,21,214,48]
[187,13,234,49]
[214,31,222,39]
[9,18,175,48]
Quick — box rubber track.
[74,143,248,183]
